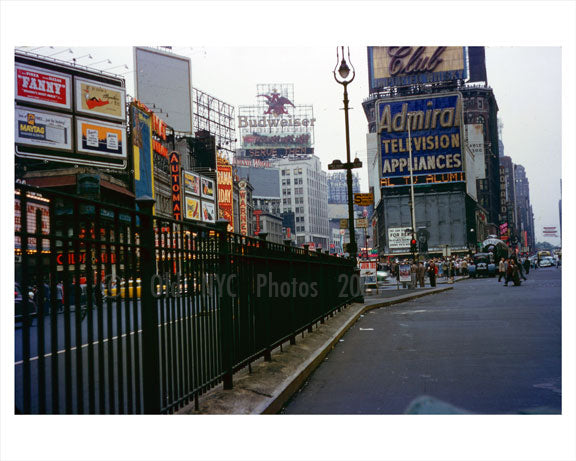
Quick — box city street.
[282,266,562,414]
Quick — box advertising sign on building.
[169,151,182,220]
[368,47,467,92]
[388,227,413,249]
[217,160,234,232]
[15,63,72,110]
[202,201,216,223]
[464,123,485,201]
[184,195,201,221]
[15,107,72,151]
[201,177,215,200]
[183,171,200,195]
[377,93,464,188]
[75,78,126,121]
[131,104,154,200]
[76,118,126,158]
[239,180,248,236]
[14,194,51,252]
[238,84,315,161]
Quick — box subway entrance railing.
[14,184,360,414]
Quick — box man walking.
[498,258,506,282]
[417,262,426,288]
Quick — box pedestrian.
[43,280,51,316]
[410,261,418,288]
[441,260,448,279]
[498,258,506,282]
[513,256,527,281]
[417,262,426,288]
[56,280,64,313]
[523,257,530,275]
[427,261,437,287]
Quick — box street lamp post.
[406,114,418,261]
[330,46,362,260]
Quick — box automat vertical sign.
[169,151,182,220]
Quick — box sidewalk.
[177,277,467,415]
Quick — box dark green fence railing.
[15,184,359,414]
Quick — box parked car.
[15,282,36,326]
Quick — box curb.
[254,286,454,414]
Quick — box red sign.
[56,252,116,265]
[170,151,182,220]
[254,209,263,235]
[217,162,234,232]
[16,64,70,109]
[239,186,248,236]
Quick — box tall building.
[274,155,329,248]
[328,171,360,204]
[514,164,536,251]
[362,46,501,258]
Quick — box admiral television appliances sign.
[377,93,464,188]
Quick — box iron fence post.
[136,196,161,414]
[216,219,234,390]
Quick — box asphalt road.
[282,266,562,414]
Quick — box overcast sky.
[15,44,563,243]
[2,2,575,461]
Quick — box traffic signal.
[410,238,417,253]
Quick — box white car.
[539,257,556,267]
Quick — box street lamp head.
[333,46,355,84]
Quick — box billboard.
[388,227,412,249]
[217,159,234,232]
[201,177,215,200]
[15,194,51,252]
[75,78,126,121]
[15,53,127,169]
[134,47,193,133]
[238,83,315,160]
[15,107,72,151]
[15,63,72,110]
[131,104,154,200]
[202,201,216,223]
[464,124,485,201]
[76,118,126,158]
[183,171,200,195]
[368,47,467,92]
[377,93,464,188]
[184,195,201,221]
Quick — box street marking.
[359,328,374,331]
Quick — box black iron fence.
[14,184,359,414]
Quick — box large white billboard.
[134,47,193,133]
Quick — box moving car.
[468,253,497,278]
[538,256,556,268]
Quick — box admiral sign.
[368,47,467,92]
[377,93,464,188]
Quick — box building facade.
[274,155,329,248]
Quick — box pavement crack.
[246,388,273,398]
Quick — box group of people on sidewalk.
[387,256,471,289]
